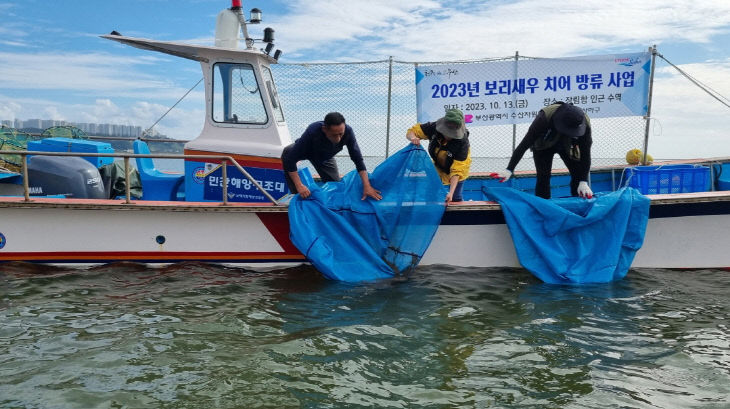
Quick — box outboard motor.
[28,156,106,199]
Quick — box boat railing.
[0,150,280,205]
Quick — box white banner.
[415,52,651,126]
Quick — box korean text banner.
[415,52,651,126]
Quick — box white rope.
[142,77,204,137]
[657,53,730,109]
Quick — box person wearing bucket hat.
[490,102,593,199]
[406,108,471,204]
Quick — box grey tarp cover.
[99,161,143,199]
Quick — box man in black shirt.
[281,112,381,200]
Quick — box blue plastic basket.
[625,164,710,194]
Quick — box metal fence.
[272,56,647,175]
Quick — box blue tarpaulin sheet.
[289,145,447,282]
[485,187,650,284]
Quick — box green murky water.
[1,263,728,408]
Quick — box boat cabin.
[102,3,293,203]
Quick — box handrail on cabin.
[0,150,280,205]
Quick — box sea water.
[1,263,728,408]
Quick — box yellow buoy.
[626,149,653,165]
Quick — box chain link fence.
[272,56,647,176]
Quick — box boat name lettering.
[29,186,43,194]
[207,176,286,193]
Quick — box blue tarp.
[485,187,650,284]
[289,145,447,282]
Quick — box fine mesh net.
[40,126,87,139]
[288,145,447,282]
[0,127,35,172]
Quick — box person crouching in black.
[492,102,593,199]
[281,112,381,201]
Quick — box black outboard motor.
[28,156,106,199]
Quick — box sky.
[0,0,729,159]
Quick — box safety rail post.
[221,160,228,205]
[385,56,393,159]
[512,51,519,152]
[611,168,616,191]
[642,45,657,165]
[123,156,131,203]
[21,153,30,202]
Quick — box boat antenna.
[230,0,254,50]
[141,77,203,138]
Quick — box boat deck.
[1,190,729,212]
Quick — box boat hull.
[423,199,730,268]
[0,199,303,265]
[1,192,729,269]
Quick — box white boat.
[1,188,729,268]
[1,1,729,270]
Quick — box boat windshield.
[212,62,268,125]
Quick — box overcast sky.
[0,0,729,159]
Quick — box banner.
[415,52,651,126]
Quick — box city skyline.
[1,118,165,138]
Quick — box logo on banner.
[615,57,643,67]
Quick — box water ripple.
[0,263,728,408]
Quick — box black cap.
[553,103,586,137]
